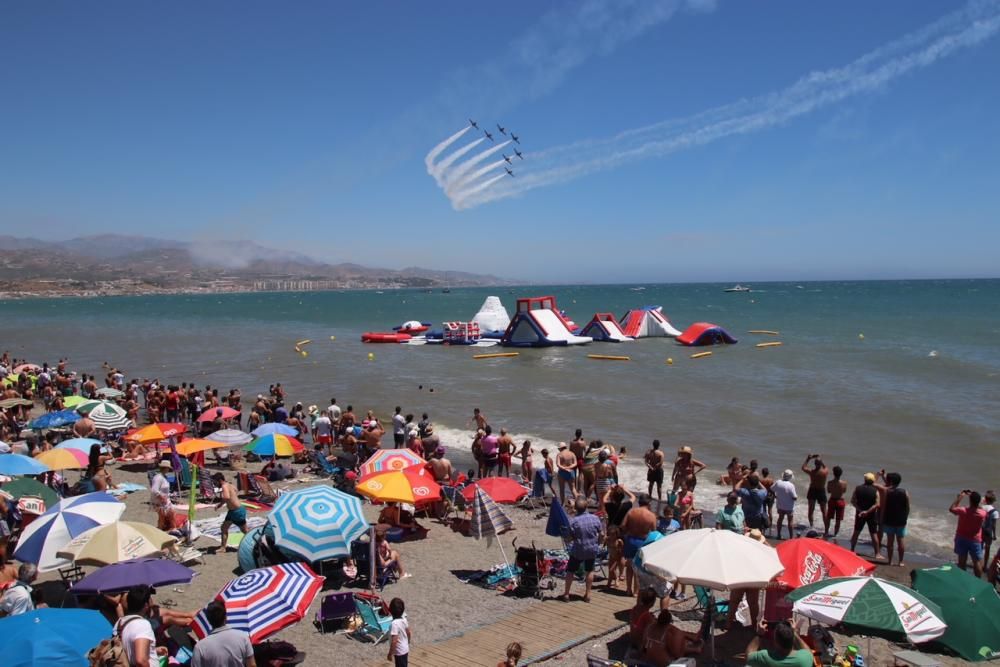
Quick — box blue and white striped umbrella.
[192,562,324,643]
[269,486,366,561]
[251,423,298,437]
[13,492,125,571]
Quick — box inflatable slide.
[501,296,592,347]
[676,322,738,346]
[580,313,633,342]
[471,296,511,335]
[620,306,682,337]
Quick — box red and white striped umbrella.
[192,562,324,642]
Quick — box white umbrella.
[638,528,784,589]
[205,429,253,446]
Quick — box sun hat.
[158,459,172,469]
[748,528,767,543]
[864,472,876,482]
[558,442,568,449]
[782,469,794,481]
[678,446,692,455]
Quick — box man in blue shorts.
[213,472,248,552]
[555,443,578,504]
[621,494,657,596]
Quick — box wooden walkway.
[368,588,631,666]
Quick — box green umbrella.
[62,396,87,408]
[911,565,1000,661]
[76,400,125,416]
[0,477,59,507]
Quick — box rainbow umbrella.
[246,434,304,458]
[251,423,298,437]
[125,422,188,444]
[356,464,442,505]
[55,437,104,454]
[359,449,425,477]
[36,448,88,470]
[192,563,324,642]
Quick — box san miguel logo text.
[804,593,850,610]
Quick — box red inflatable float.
[361,332,412,343]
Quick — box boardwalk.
[369,588,631,666]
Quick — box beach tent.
[580,313,634,342]
[471,296,511,334]
[676,322,738,346]
[619,306,682,337]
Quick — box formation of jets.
[468,119,524,176]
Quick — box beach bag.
[88,615,141,667]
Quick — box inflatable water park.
[360,294,739,350]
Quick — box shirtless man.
[556,443,579,504]
[645,440,665,501]
[824,465,848,539]
[621,495,658,596]
[801,454,829,528]
[213,473,247,552]
[569,429,586,492]
[361,421,384,460]
[497,428,515,478]
[73,414,96,438]
[469,407,488,432]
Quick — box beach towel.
[170,501,215,512]
[192,513,267,544]
[107,482,146,497]
[117,452,157,463]
[241,500,273,512]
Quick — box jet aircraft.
[497,124,507,135]
[502,154,512,165]
[505,167,514,177]
[514,149,523,160]
[469,119,479,129]
[484,131,494,142]
[511,133,520,144]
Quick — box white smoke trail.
[448,159,506,194]
[423,126,469,174]
[440,1,1000,210]
[456,172,508,200]
[441,139,511,189]
[429,138,484,185]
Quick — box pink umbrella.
[197,406,239,422]
[14,364,42,374]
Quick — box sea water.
[1,279,998,560]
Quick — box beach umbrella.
[192,562,324,642]
[545,497,570,538]
[54,437,104,454]
[638,528,784,589]
[175,438,231,457]
[36,448,88,470]
[0,477,59,506]
[787,576,947,644]
[911,565,1000,661]
[29,409,80,430]
[95,387,124,398]
[13,491,125,571]
[269,485,366,561]
[57,521,177,566]
[355,464,442,505]
[71,556,196,595]
[61,395,87,408]
[0,397,33,409]
[0,453,50,476]
[0,608,112,667]
[461,477,529,504]
[87,403,132,431]
[206,428,254,446]
[469,486,514,542]
[197,406,239,422]
[359,448,424,477]
[125,422,187,444]
[775,538,876,589]
[75,400,126,416]
[246,433,304,458]
[251,423,298,437]
[13,363,41,374]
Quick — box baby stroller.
[512,538,551,598]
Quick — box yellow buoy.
[666,358,674,365]
[756,341,783,348]
[367,352,375,361]
[473,352,520,360]
[690,351,713,359]
[588,354,630,361]
[858,333,865,340]
[747,330,780,335]
[300,350,309,357]
[330,336,336,341]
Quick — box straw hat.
[158,459,172,469]
[425,424,434,435]
[782,469,794,481]
[748,528,767,543]
[558,442,568,449]
[678,446,693,455]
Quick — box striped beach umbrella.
[125,422,187,444]
[470,486,514,542]
[0,453,50,476]
[246,434,304,458]
[359,449,425,477]
[75,400,126,416]
[95,387,124,399]
[356,464,442,505]
[13,492,125,571]
[206,429,253,446]
[35,447,87,470]
[269,486,366,561]
[29,409,80,430]
[87,403,133,431]
[192,563,324,642]
[251,423,298,437]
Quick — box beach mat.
[107,482,146,497]
[241,500,273,512]
[193,514,267,544]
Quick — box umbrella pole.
[496,536,514,584]
[369,523,376,596]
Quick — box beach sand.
[32,444,967,667]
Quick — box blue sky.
[2,1,999,282]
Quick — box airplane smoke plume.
[439,140,511,191]
[425,1,1000,210]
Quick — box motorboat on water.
[724,284,751,293]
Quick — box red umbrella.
[197,406,239,422]
[462,477,529,504]
[774,537,876,589]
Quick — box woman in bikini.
[671,446,707,492]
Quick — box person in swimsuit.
[580,440,602,502]
[497,429,514,478]
[801,454,829,529]
[213,473,247,552]
[879,472,910,566]
[849,473,881,557]
[642,610,703,666]
[645,440,665,501]
[594,449,616,512]
[540,448,557,498]
[621,495,657,596]
[569,429,586,493]
[671,446,706,492]
[824,465,848,539]
[555,443,578,504]
[518,440,533,481]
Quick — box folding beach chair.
[350,597,392,644]
[694,585,729,622]
[197,476,218,502]
[251,475,277,503]
[310,450,342,478]
[236,471,257,497]
[315,592,356,634]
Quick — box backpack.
[88,615,141,667]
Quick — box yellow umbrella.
[62,395,88,408]
[355,465,442,505]
[36,448,87,470]
[175,438,231,457]
[56,521,177,566]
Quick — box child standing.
[388,597,411,667]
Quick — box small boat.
[393,320,431,334]
[361,332,412,344]
[441,288,451,293]
[724,284,751,293]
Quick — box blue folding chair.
[351,597,392,643]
